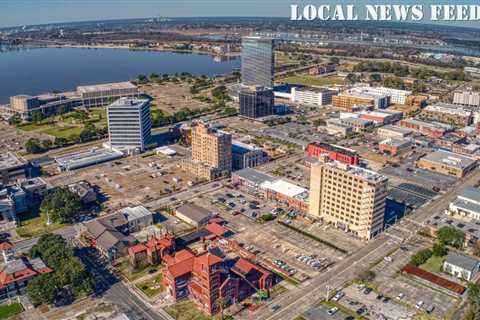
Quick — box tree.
[437,227,465,249]
[25,138,45,154]
[42,139,53,150]
[356,269,376,282]
[56,105,67,116]
[215,297,228,320]
[411,249,433,266]
[31,110,45,123]
[40,188,82,224]
[8,114,21,126]
[369,73,382,82]
[383,76,404,90]
[26,273,60,305]
[54,137,68,147]
[432,243,448,257]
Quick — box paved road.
[251,169,480,320]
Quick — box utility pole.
[325,284,331,301]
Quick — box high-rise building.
[239,86,274,118]
[241,37,274,88]
[106,97,151,153]
[182,122,232,180]
[309,158,388,240]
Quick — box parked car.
[416,301,424,309]
[332,291,344,302]
[327,307,338,316]
[396,293,405,300]
[271,305,281,311]
[363,288,372,295]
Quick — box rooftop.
[424,103,472,117]
[378,125,413,135]
[176,203,212,224]
[119,205,153,222]
[457,187,480,203]
[340,88,388,100]
[445,252,480,272]
[234,168,276,185]
[108,97,149,108]
[296,87,334,93]
[380,138,411,147]
[260,179,309,201]
[0,153,25,169]
[55,147,123,171]
[77,81,137,94]
[308,142,358,157]
[322,161,388,184]
[401,118,453,131]
[420,150,477,169]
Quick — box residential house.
[443,252,480,281]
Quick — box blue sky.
[0,0,479,28]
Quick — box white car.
[416,301,424,309]
[396,293,405,300]
[332,292,344,302]
[327,307,338,316]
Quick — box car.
[344,317,354,320]
[363,288,372,295]
[327,307,338,316]
[426,305,435,314]
[228,202,236,208]
[382,297,390,303]
[332,291,344,302]
[226,193,234,198]
[240,208,246,213]
[396,293,405,300]
[376,294,383,300]
[232,211,240,216]
[384,256,393,262]
[217,197,226,203]
[356,307,366,315]
[239,199,246,204]
[271,305,281,311]
[416,301,424,309]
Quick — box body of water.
[0,47,240,103]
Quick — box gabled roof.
[0,257,53,288]
[204,223,228,237]
[0,241,13,251]
[128,244,147,256]
[165,250,195,278]
[445,252,480,272]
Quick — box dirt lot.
[43,149,196,213]
[140,82,211,114]
[0,122,45,153]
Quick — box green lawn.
[43,125,84,139]
[165,301,212,320]
[136,274,164,298]
[420,255,446,274]
[277,75,344,86]
[0,302,24,319]
[16,213,65,238]
[116,261,159,282]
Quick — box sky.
[0,0,480,28]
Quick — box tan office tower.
[182,122,232,180]
[309,159,388,240]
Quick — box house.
[443,252,480,281]
[128,234,175,268]
[83,220,137,261]
[0,257,53,300]
[68,180,98,205]
[175,204,213,227]
[116,206,154,233]
[231,257,273,300]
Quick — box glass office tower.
[241,36,274,88]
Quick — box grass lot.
[136,274,164,298]
[165,301,212,320]
[0,302,24,319]
[43,125,84,139]
[420,256,446,274]
[277,75,344,86]
[16,211,65,238]
[116,261,159,282]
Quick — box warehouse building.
[55,148,123,171]
[417,150,477,178]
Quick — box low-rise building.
[128,234,175,268]
[453,90,480,107]
[422,103,473,127]
[0,153,29,185]
[260,179,309,213]
[306,142,359,165]
[77,81,139,108]
[417,150,477,178]
[360,86,412,105]
[175,204,213,228]
[291,87,337,106]
[379,138,412,156]
[333,88,390,110]
[116,206,154,233]
[68,180,98,205]
[337,117,375,132]
[359,110,403,125]
[232,168,276,194]
[232,141,269,171]
[377,125,413,139]
[399,118,453,138]
[443,252,480,281]
[446,187,480,220]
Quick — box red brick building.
[307,142,360,165]
[128,234,175,268]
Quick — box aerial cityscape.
[2,1,480,320]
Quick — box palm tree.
[215,297,228,320]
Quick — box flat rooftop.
[0,153,25,169]
[324,161,388,183]
[234,168,276,185]
[119,205,153,221]
[402,118,453,131]
[340,88,388,100]
[420,150,477,169]
[55,148,123,171]
[296,87,333,93]
[424,103,471,117]
[77,81,137,94]
[260,179,309,200]
[378,125,413,135]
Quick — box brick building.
[306,142,360,165]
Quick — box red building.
[162,248,272,316]
[307,142,359,165]
[128,234,175,268]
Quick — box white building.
[446,187,480,220]
[377,125,413,139]
[362,86,412,105]
[453,91,480,108]
[291,87,337,106]
[443,252,480,281]
[107,98,151,153]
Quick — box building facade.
[306,142,360,165]
[421,103,473,127]
[291,87,337,106]
[416,150,477,178]
[77,81,139,108]
[232,141,269,170]
[453,91,480,107]
[107,97,152,153]
[239,86,274,118]
[241,37,274,88]
[309,159,388,240]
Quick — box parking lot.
[303,304,350,320]
[370,238,459,319]
[194,188,345,279]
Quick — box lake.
[0,47,240,103]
